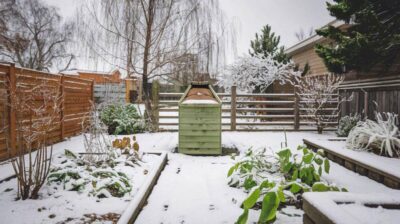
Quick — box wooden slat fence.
[154,87,339,131]
[339,75,400,120]
[0,63,94,161]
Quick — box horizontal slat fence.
[0,63,94,161]
[155,86,338,131]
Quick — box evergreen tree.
[249,25,290,64]
[316,0,400,73]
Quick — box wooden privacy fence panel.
[155,86,338,132]
[339,75,400,119]
[0,64,94,161]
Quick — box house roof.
[285,20,345,56]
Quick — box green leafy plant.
[336,114,361,137]
[100,103,145,135]
[227,149,278,191]
[47,149,133,198]
[229,145,346,224]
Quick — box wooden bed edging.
[117,152,168,224]
[303,139,400,189]
[303,192,400,224]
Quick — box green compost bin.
[178,82,222,155]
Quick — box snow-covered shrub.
[296,73,348,134]
[336,114,361,137]
[347,112,400,157]
[217,54,300,93]
[47,150,134,198]
[100,103,145,135]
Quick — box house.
[285,20,400,118]
[285,20,347,77]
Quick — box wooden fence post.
[60,75,65,140]
[231,86,237,131]
[363,91,368,118]
[152,81,160,131]
[7,63,17,156]
[90,80,95,103]
[294,88,300,131]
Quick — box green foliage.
[227,149,276,190]
[249,25,290,64]
[100,103,145,135]
[47,149,133,198]
[336,114,361,137]
[277,145,330,186]
[229,145,345,224]
[316,0,400,73]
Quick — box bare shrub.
[296,73,350,133]
[9,79,62,199]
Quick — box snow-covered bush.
[217,54,300,93]
[296,73,348,134]
[100,103,145,135]
[347,112,400,157]
[47,150,135,198]
[336,114,361,137]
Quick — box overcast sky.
[44,0,334,70]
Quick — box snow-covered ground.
[0,135,161,224]
[1,131,399,224]
[132,131,400,224]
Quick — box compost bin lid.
[182,85,218,104]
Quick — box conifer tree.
[249,25,290,64]
[316,0,400,73]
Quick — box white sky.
[43,0,334,68]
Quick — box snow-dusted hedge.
[336,114,361,137]
[346,112,400,158]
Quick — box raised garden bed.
[0,148,167,224]
[303,192,400,224]
[303,138,400,189]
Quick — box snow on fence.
[94,83,126,104]
[0,63,94,161]
[154,86,339,132]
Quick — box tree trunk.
[142,0,156,132]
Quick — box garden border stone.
[303,138,400,189]
[117,151,168,224]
